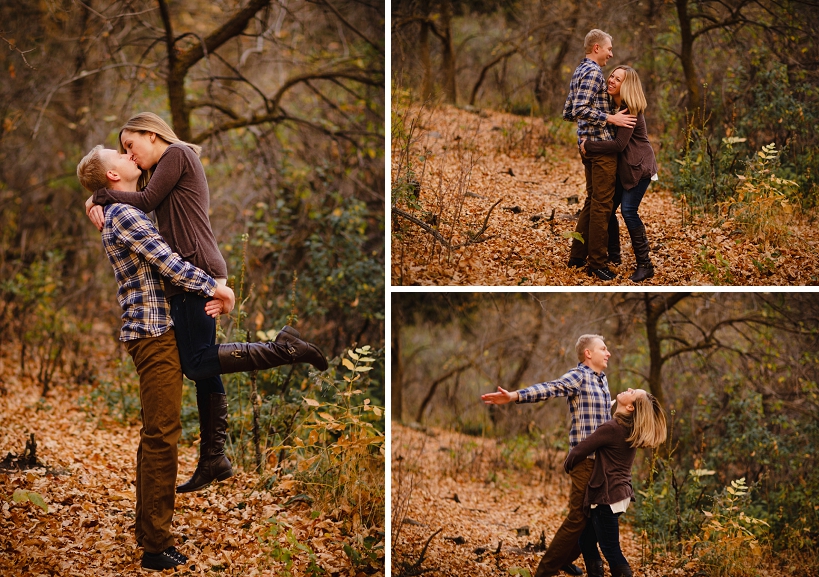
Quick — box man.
[77,145,326,571]
[77,145,233,571]
[482,334,613,577]
[563,29,636,281]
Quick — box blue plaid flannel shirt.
[563,58,616,144]
[102,203,217,342]
[516,363,612,452]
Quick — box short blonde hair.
[617,392,667,449]
[575,334,605,362]
[584,29,612,54]
[118,112,201,189]
[610,65,647,116]
[77,145,110,192]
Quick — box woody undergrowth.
[215,237,385,573]
[668,66,819,282]
[633,379,819,576]
[391,88,481,280]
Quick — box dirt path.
[391,105,819,286]
[392,424,653,577]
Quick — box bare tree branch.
[393,198,502,252]
[319,0,383,54]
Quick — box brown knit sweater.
[583,108,658,191]
[564,418,636,515]
[93,143,227,298]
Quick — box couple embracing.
[482,334,667,577]
[563,29,658,283]
[77,113,328,571]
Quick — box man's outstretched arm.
[482,371,582,405]
[481,386,520,405]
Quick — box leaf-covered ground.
[391,105,819,286]
[391,424,790,577]
[0,347,382,577]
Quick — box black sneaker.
[141,546,188,571]
[567,257,586,268]
[587,266,617,281]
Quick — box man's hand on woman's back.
[607,109,636,128]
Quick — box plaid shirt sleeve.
[563,64,608,126]
[515,369,582,403]
[111,207,217,296]
[516,364,612,450]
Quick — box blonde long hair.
[118,112,201,189]
[616,392,667,449]
[610,65,647,117]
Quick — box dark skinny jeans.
[617,177,651,232]
[610,177,651,237]
[579,504,629,570]
[169,293,223,394]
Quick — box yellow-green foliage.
[721,143,800,247]
[293,346,384,531]
[686,478,770,577]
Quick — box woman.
[564,388,667,577]
[582,66,658,282]
[85,113,327,493]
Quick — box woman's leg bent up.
[169,293,223,394]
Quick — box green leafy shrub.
[635,381,819,572]
[720,143,799,246]
[686,478,769,577]
[293,346,384,530]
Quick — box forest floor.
[0,343,382,577]
[391,105,819,286]
[391,424,791,577]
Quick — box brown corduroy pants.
[533,457,595,577]
[125,329,183,554]
[569,152,618,269]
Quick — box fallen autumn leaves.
[0,356,383,576]
[391,424,792,577]
[391,105,819,286]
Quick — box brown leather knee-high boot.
[628,225,654,282]
[176,392,233,493]
[217,326,328,373]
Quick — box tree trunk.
[641,0,660,134]
[643,293,691,407]
[416,363,471,423]
[392,318,404,423]
[440,0,457,104]
[157,0,191,140]
[490,305,545,429]
[418,0,433,101]
[676,0,702,124]
[546,5,580,114]
[644,293,666,407]
[470,48,516,107]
